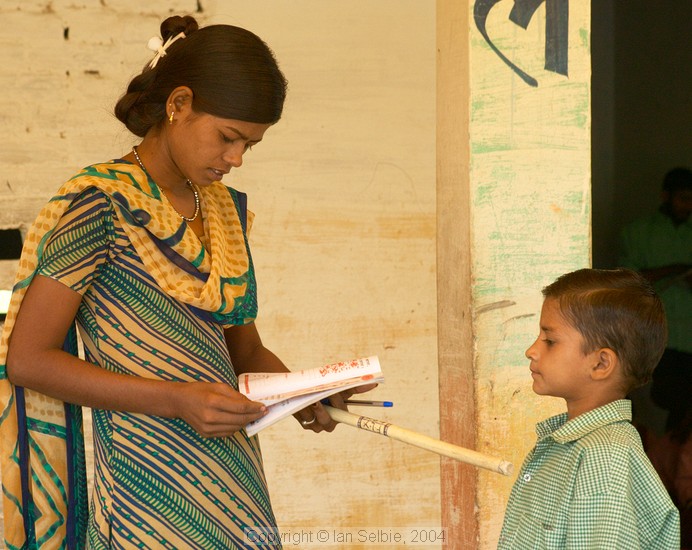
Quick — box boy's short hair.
[542,268,667,392]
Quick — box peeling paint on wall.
[468,1,591,547]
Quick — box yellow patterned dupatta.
[0,161,256,549]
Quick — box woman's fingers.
[177,382,267,437]
[295,382,381,434]
[296,402,337,433]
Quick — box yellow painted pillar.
[438,1,592,548]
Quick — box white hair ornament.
[146,32,186,69]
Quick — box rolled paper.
[325,406,513,476]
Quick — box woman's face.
[170,109,273,186]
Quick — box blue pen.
[320,398,393,407]
[346,399,393,407]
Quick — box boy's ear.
[591,348,618,380]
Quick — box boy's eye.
[542,339,555,347]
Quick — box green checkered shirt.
[498,400,680,549]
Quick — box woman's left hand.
[294,383,379,433]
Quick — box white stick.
[325,405,513,476]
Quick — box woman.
[0,14,370,549]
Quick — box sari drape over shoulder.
[0,162,278,549]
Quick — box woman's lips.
[209,168,227,180]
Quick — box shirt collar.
[536,399,632,444]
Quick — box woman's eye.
[221,134,253,151]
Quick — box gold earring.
[168,111,174,124]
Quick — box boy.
[498,268,680,549]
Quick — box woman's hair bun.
[160,15,199,41]
[115,15,287,135]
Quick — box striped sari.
[0,161,280,549]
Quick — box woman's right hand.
[7,275,268,439]
[174,381,268,437]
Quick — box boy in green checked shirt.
[498,268,680,549]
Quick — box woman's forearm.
[7,347,179,417]
[224,322,290,375]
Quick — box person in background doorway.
[620,166,692,546]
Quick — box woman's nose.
[224,142,245,168]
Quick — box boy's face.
[525,298,598,400]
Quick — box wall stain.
[476,299,515,314]
[504,313,535,323]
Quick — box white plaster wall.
[1,1,438,547]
